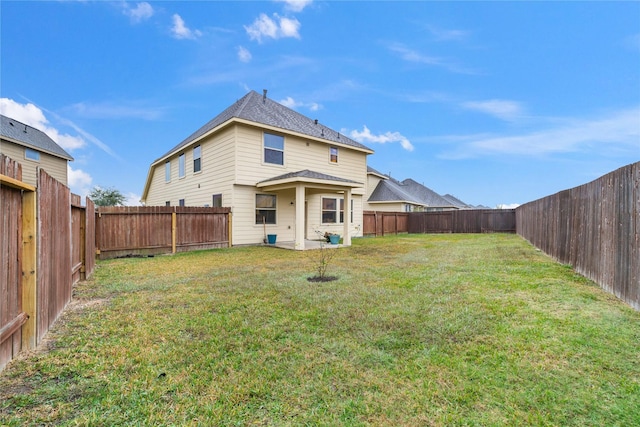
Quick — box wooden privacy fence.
[363,211,409,236]
[517,161,639,311]
[95,206,231,260]
[407,209,516,234]
[1,154,95,371]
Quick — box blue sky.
[1,1,638,208]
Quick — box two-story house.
[141,90,374,250]
[0,114,73,187]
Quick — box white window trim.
[321,197,344,224]
[263,132,285,166]
[178,153,186,179]
[25,148,40,162]
[193,145,202,174]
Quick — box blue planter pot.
[328,234,340,245]
[267,234,277,244]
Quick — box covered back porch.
[257,170,363,251]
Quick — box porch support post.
[295,184,305,250]
[343,188,352,246]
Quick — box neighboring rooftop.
[157,90,373,162]
[367,169,479,209]
[0,114,73,161]
[442,193,472,209]
[400,178,457,208]
[368,177,424,205]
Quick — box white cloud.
[124,192,142,206]
[275,0,313,12]
[349,125,414,152]
[497,203,520,209]
[123,2,154,23]
[171,14,202,40]
[279,96,322,112]
[0,98,86,151]
[461,99,525,121]
[237,46,252,63]
[67,166,93,197]
[439,107,640,159]
[386,42,477,75]
[245,13,301,43]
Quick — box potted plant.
[324,232,340,245]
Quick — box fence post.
[228,211,232,247]
[21,190,37,350]
[172,210,177,254]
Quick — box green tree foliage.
[88,186,126,206]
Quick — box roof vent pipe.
[263,89,267,103]
[314,119,318,125]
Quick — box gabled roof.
[401,178,455,208]
[442,193,471,209]
[368,177,424,205]
[366,165,388,179]
[0,114,73,161]
[157,90,373,162]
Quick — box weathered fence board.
[1,157,96,372]
[0,156,25,370]
[517,161,639,310]
[37,168,73,343]
[96,206,230,259]
[363,211,409,236]
[407,209,516,234]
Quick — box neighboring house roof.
[368,178,424,205]
[0,114,73,161]
[400,178,455,208]
[156,90,373,162]
[366,165,388,179]
[366,170,455,208]
[442,193,471,209]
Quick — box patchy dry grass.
[1,234,639,426]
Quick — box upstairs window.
[25,148,40,162]
[179,153,185,178]
[330,146,338,163]
[264,133,284,165]
[193,145,201,173]
[165,161,171,182]
[256,194,277,224]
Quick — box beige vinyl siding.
[234,124,368,187]
[0,140,68,186]
[365,203,408,212]
[231,185,297,245]
[144,127,236,207]
[365,174,384,202]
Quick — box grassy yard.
[1,234,639,426]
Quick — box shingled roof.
[258,169,362,185]
[401,178,456,208]
[157,90,373,161]
[368,177,423,204]
[0,114,73,161]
